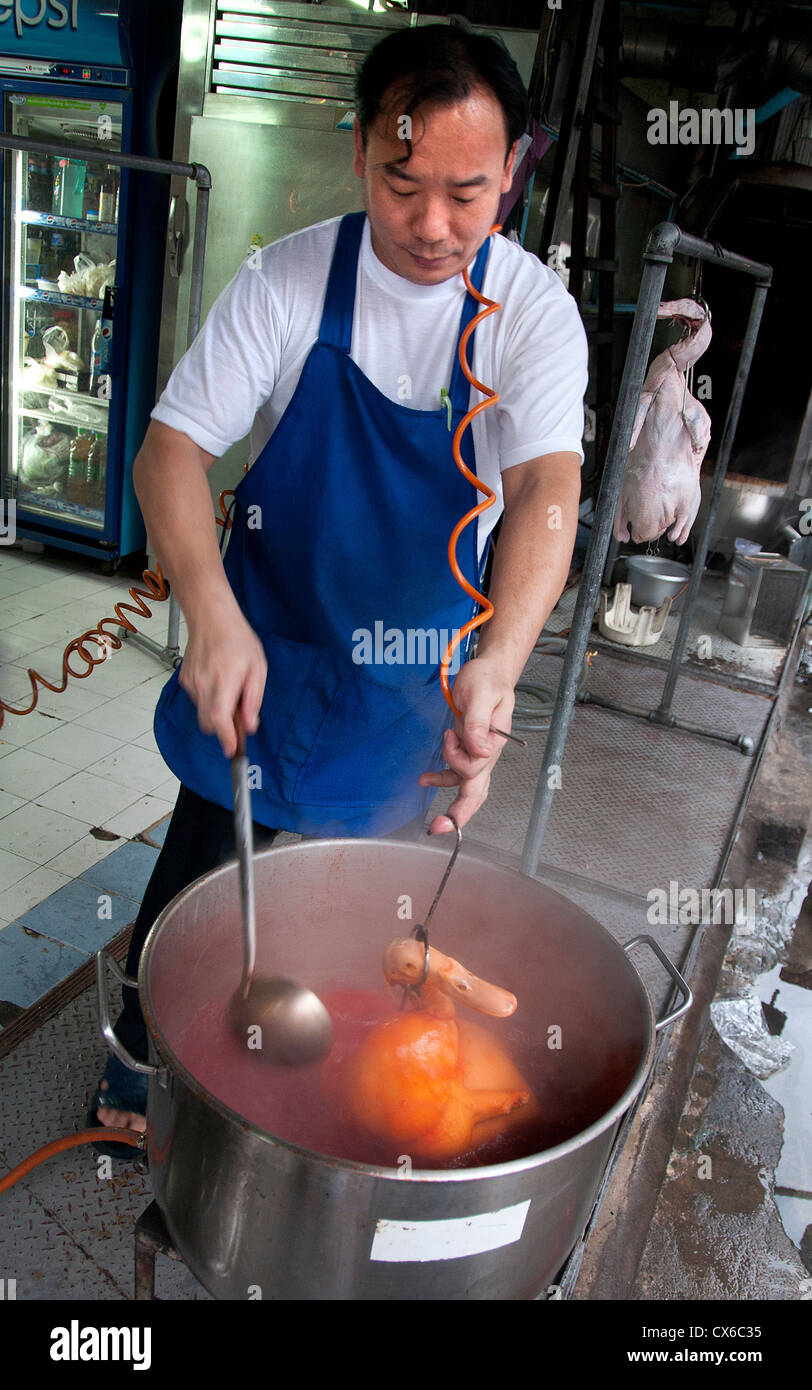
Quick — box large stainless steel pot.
[97,838,690,1301]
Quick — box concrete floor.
[0,545,809,1300]
[574,646,812,1300]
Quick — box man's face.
[353,85,518,286]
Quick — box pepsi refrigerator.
[0,0,182,562]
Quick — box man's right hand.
[178,598,267,759]
[133,422,268,760]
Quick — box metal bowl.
[626,555,691,608]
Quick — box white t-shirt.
[151,215,588,551]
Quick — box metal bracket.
[95,948,166,1079]
[168,189,190,279]
[624,933,693,1030]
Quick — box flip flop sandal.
[86,1053,148,1162]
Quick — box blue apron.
[154,212,493,836]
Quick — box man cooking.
[91,25,587,1148]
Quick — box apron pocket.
[256,631,342,798]
[293,666,448,808]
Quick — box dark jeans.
[116,785,278,1062]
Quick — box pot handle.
[95,948,162,1077]
[624,934,693,1031]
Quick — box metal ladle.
[228,715,334,1066]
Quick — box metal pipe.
[0,132,210,185]
[187,173,210,341]
[520,243,670,876]
[538,1,606,262]
[654,280,771,718]
[521,221,771,876]
[645,221,772,283]
[580,689,756,752]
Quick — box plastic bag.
[19,422,71,494]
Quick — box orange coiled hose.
[440,223,502,719]
[0,1128,144,1194]
[0,565,169,729]
[1,474,239,728]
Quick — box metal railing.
[521,221,772,877]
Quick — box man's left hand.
[418,655,515,833]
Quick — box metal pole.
[653,280,771,719]
[160,172,212,667]
[521,221,772,874]
[0,131,204,182]
[538,0,606,262]
[520,240,672,876]
[0,132,212,671]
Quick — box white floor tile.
[0,845,39,892]
[0,592,55,626]
[0,746,75,799]
[0,788,26,816]
[26,723,123,771]
[104,794,175,839]
[77,657,161,702]
[0,629,58,663]
[0,865,71,920]
[106,639,160,674]
[86,743,169,794]
[3,610,85,643]
[0,665,37,704]
[35,769,143,822]
[152,775,180,802]
[126,674,171,711]
[0,802,89,863]
[45,831,123,877]
[132,729,160,755]
[47,597,120,629]
[0,709,65,748]
[0,571,38,598]
[0,550,37,571]
[26,573,118,602]
[73,698,155,740]
[17,552,82,575]
[27,680,112,721]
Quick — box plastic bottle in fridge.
[86,433,106,511]
[67,430,92,505]
[99,167,116,223]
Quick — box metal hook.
[420,815,462,941]
[400,816,463,1004]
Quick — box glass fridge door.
[3,93,122,532]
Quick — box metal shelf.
[20,209,118,236]
[18,285,104,309]
[21,383,109,409]
[16,492,106,528]
[19,407,109,432]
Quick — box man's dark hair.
[354,25,528,162]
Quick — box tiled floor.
[0,543,180,1012]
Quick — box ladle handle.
[231,710,256,995]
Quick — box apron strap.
[318,211,366,352]
[319,212,495,403]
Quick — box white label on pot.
[370,1200,530,1263]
